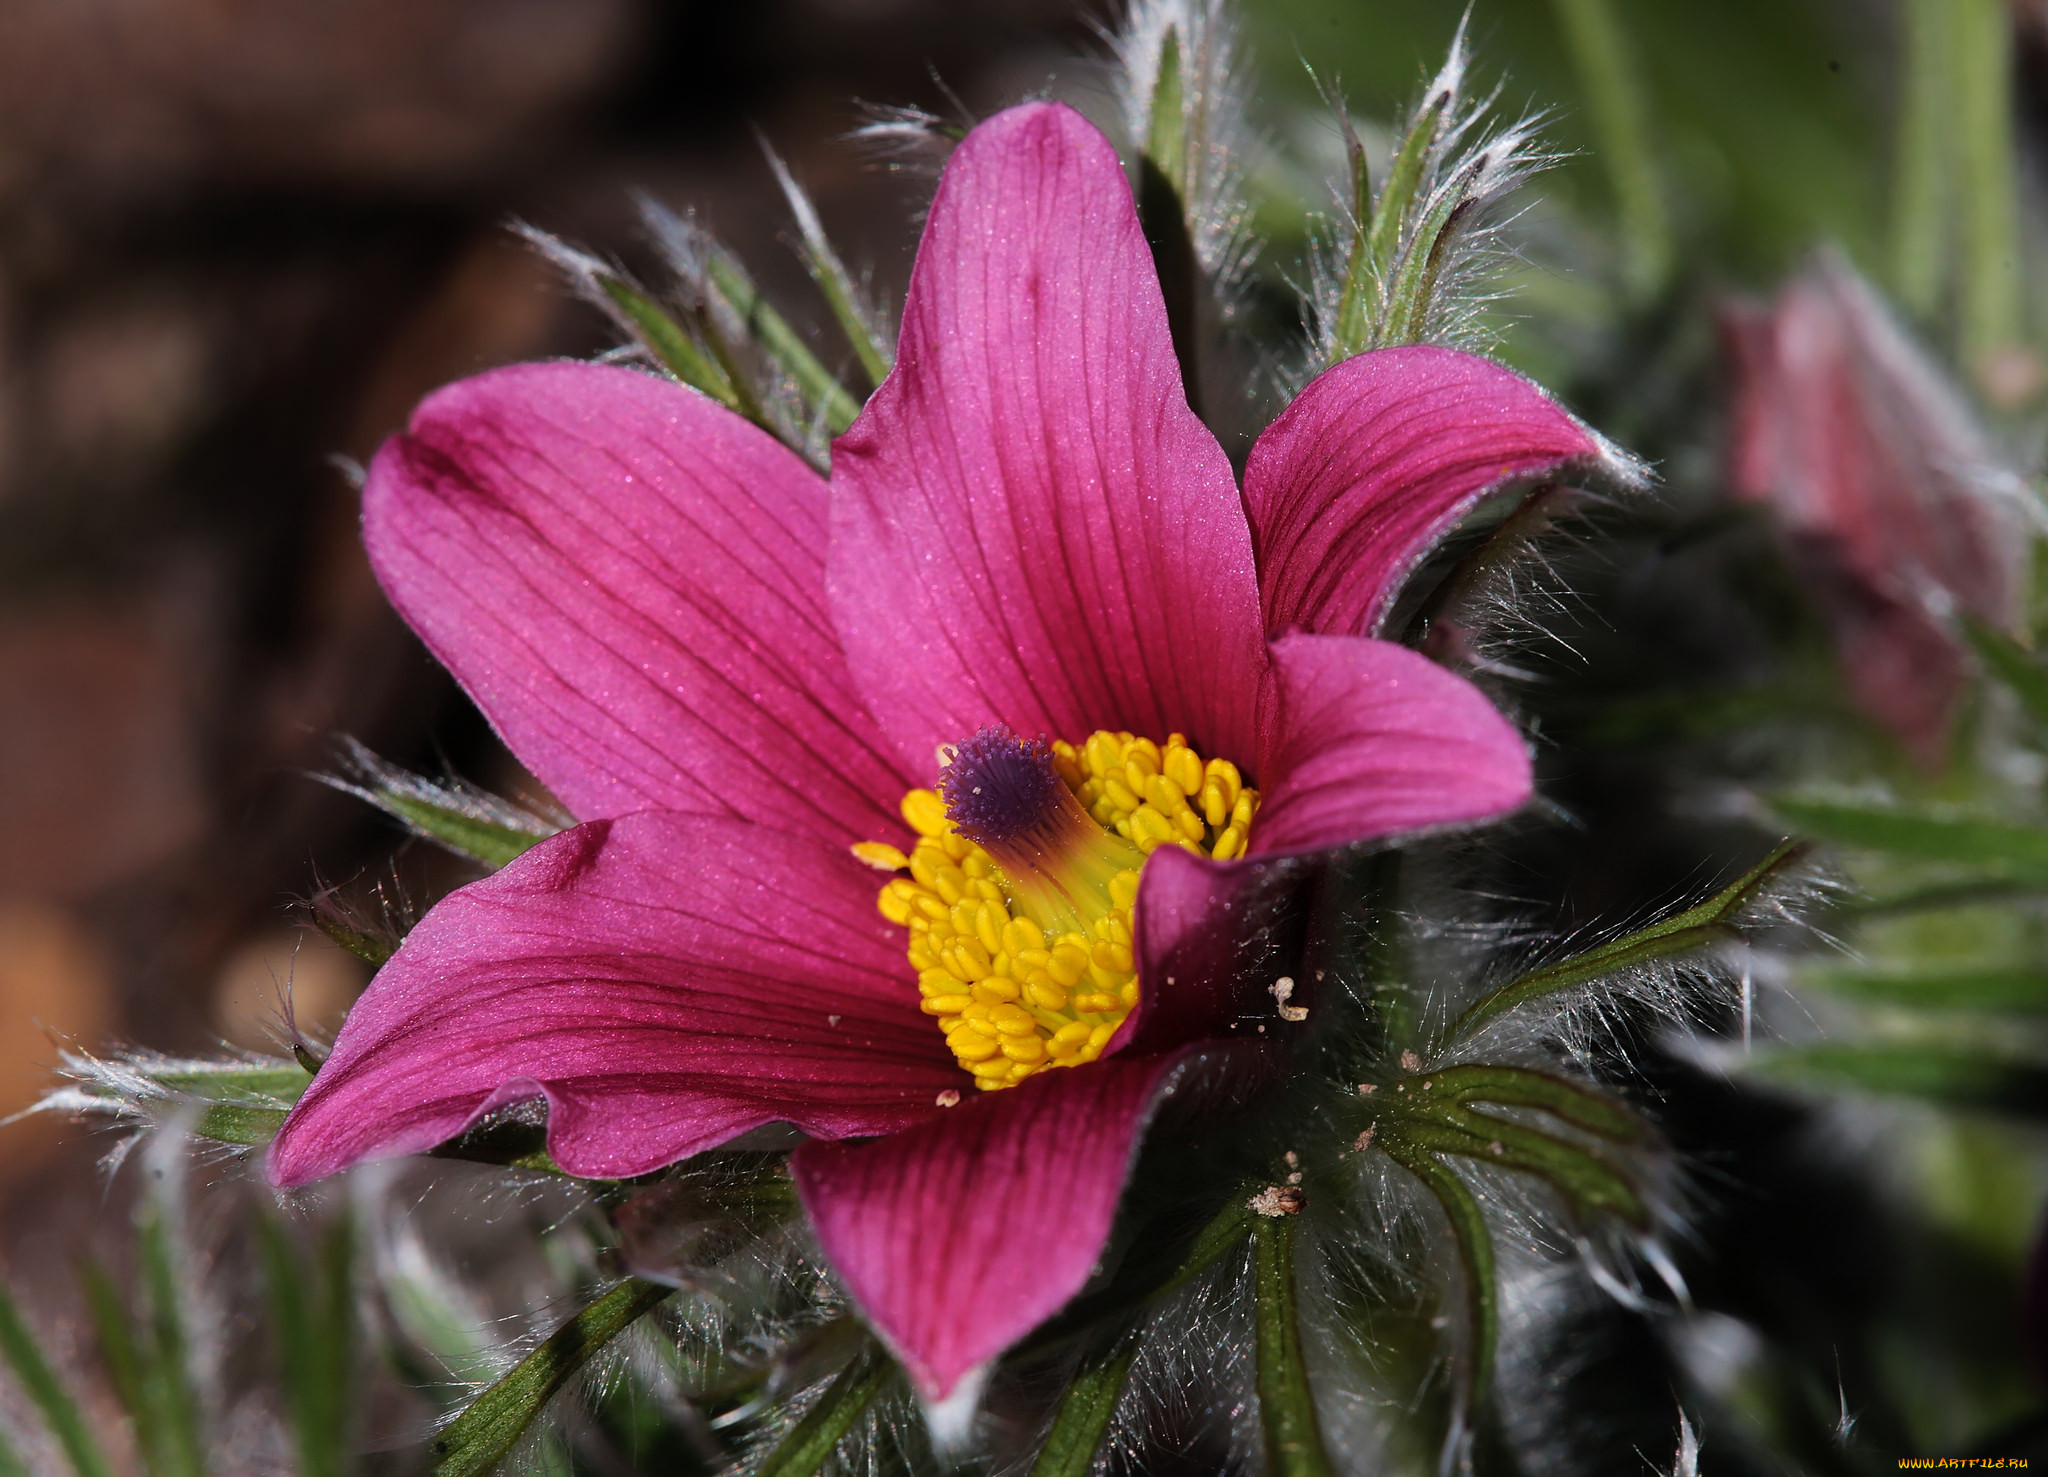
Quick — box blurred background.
[0,0,2024,1400]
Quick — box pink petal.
[366,360,913,840]
[1114,843,1316,1054]
[1244,345,1644,639]
[828,102,1266,777]
[1724,256,2029,767]
[268,813,960,1187]
[1248,632,1531,856]
[792,1052,1188,1398]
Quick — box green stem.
[752,1344,894,1477]
[1550,0,1669,297]
[1029,1340,1136,1477]
[1250,1216,1334,1477]
[1891,0,1954,317]
[1954,0,2024,368]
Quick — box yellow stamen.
[872,728,1261,1090]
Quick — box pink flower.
[268,102,1636,1399]
[1725,255,2029,767]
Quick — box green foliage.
[747,1343,893,1477]
[326,741,559,871]
[429,1279,672,1477]
[1449,839,1807,1041]
[1367,1066,1650,1404]
[1029,1341,1136,1477]
[0,1281,116,1477]
[260,1215,357,1477]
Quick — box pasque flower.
[268,102,1636,1399]
[1725,254,2029,767]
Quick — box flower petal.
[829,102,1265,775]
[365,360,913,840]
[792,1052,1187,1399]
[1248,632,1531,856]
[1244,345,1645,639]
[1114,844,1317,1054]
[268,813,958,1187]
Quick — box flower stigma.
[856,726,1261,1090]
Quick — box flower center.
[856,727,1261,1091]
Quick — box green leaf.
[1327,100,1377,359]
[1373,1136,1498,1407]
[1772,798,2048,882]
[763,149,893,390]
[1357,83,1446,351]
[1146,26,1188,205]
[1964,618,2048,727]
[1376,155,1475,348]
[80,1265,156,1472]
[1800,964,2048,1012]
[261,1217,355,1477]
[1030,1342,1135,1477]
[0,1425,30,1477]
[702,251,863,437]
[373,795,552,871]
[750,1342,893,1477]
[597,275,742,411]
[1548,0,1669,295]
[1250,1215,1335,1477]
[0,1280,116,1477]
[1451,840,1807,1041]
[325,741,561,870]
[151,1063,309,1103]
[431,1279,672,1477]
[192,1104,289,1146]
[137,1215,206,1477]
[1746,1043,2048,1117]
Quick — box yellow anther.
[952,1032,999,1062]
[879,727,1258,1089]
[1048,943,1090,987]
[1092,940,1135,974]
[1146,774,1187,815]
[1129,807,1176,852]
[877,881,919,925]
[852,841,909,871]
[903,789,950,836]
[1025,979,1069,1009]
